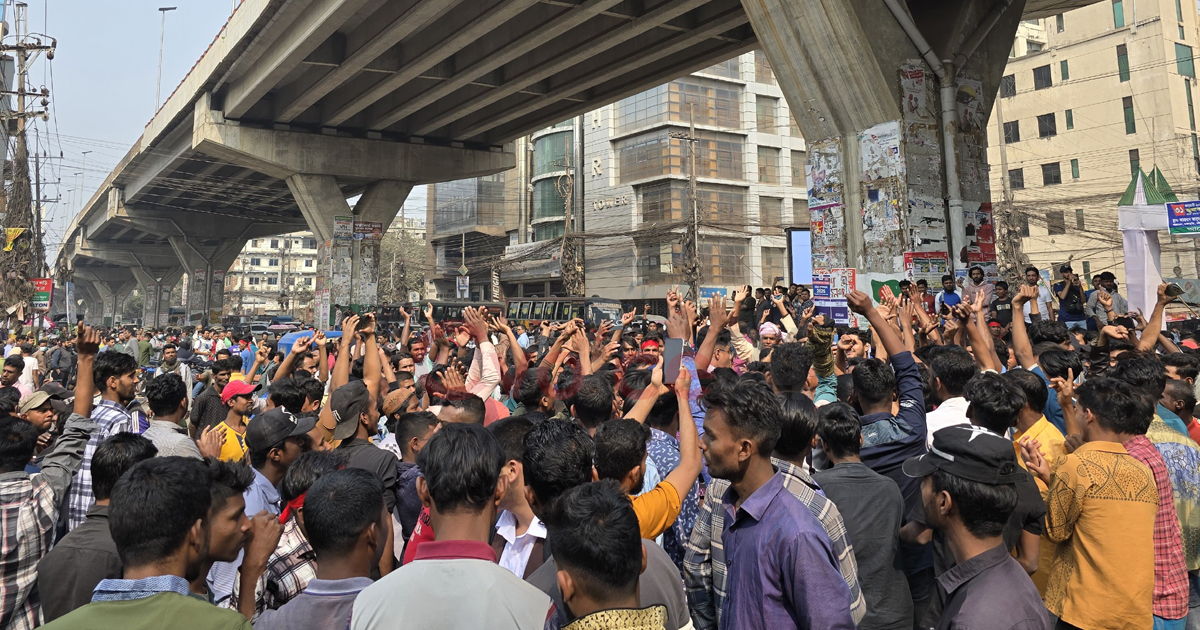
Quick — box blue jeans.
[1157,615,1187,630]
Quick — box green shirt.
[137,340,152,366]
[41,592,252,630]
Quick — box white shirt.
[925,396,970,449]
[494,510,546,579]
[18,356,36,389]
[1021,284,1055,323]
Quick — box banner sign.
[1168,200,1200,235]
[31,278,52,311]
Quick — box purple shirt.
[719,473,856,630]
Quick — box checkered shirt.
[65,400,133,531]
[224,514,316,621]
[1126,435,1190,620]
[0,415,96,630]
[682,459,866,629]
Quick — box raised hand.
[76,324,101,356]
[423,302,434,322]
[341,314,360,338]
[1157,283,1173,306]
[845,290,874,316]
[1019,438,1050,485]
[1013,284,1037,306]
[708,295,731,329]
[453,325,472,348]
[463,306,489,343]
[1097,289,1113,310]
[197,424,227,459]
[438,360,466,390]
[493,314,512,335]
[356,313,376,338]
[312,330,327,351]
[733,285,749,304]
[621,310,636,327]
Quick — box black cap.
[1099,271,1117,281]
[246,407,317,453]
[329,380,370,441]
[903,425,1026,485]
[1059,264,1073,273]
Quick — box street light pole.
[155,7,177,113]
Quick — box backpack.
[1063,286,1085,315]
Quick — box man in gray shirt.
[142,373,206,459]
[1086,271,1128,327]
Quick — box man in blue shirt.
[690,377,854,630]
[934,275,961,315]
[237,337,255,376]
[1052,264,1088,331]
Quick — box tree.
[378,227,427,304]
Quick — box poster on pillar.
[159,286,172,328]
[904,252,951,288]
[964,202,998,281]
[858,121,907,272]
[334,216,354,241]
[859,121,904,182]
[209,272,224,325]
[144,283,157,327]
[192,269,207,322]
[807,138,846,269]
[352,220,382,309]
[956,79,986,135]
[908,191,946,252]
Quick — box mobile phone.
[663,338,684,383]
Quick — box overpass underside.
[61,0,1101,325]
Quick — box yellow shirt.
[1043,441,1158,630]
[630,481,682,541]
[216,420,248,462]
[1013,416,1068,594]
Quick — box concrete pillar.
[287,176,412,326]
[131,267,181,329]
[169,236,248,328]
[747,0,1023,284]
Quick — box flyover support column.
[746,0,1024,284]
[131,267,181,330]
[287,175,412,327]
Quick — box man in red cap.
[217,380,259,462]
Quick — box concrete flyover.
[59,0,1100,326]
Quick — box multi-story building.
[427,51,808,306]
[225,232,320,318]
[988,1,1200,284]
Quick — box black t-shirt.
[989,296,1014,326]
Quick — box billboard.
[31,278,51,311]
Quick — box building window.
[1076,208,1086,229]
[790,116,802,138]
[533,130,572,176]
[1056,13,1065,32]
[1117,44,1130,81]
[756,96,778,134]
[304,259,313,267]
[1129,148,1140,174]
[267,277,279,286]
[1019,216,1031,237]
[760,197,783,234]
[251,240,259,247]
[270,239,279,248]
[1000,74,1016,98]
[1082,261,1092,277]
[1177,43,1195,78]
[1177,0,1184,21]
[703,57,740,79]
[1028,42,1044,53]
[249,257,261,266]
[268,258,279,267]
[1060,59,1070,81]
[305,277,313,286]
[754,50,776,85]
[1047,211,1066,235]
[1003,120,1021,143]
[617,77,742,133]
[1009,168,1025,189]
[758,146,780,184]
[248,277,260,285]
[1071,158,1080,178]
[1123,96,1136,134]
[1065,109,1074,130]
[1113,0,1124,28]
[1033,65,1052,89]
[533,179,565,220]
[1042,162,1062,185]
[794,198,810,227]
[791,150,806,187]
[637,241,684,283]
[616,129,744,183]
[639,181,746,225]
[533,222,565,241]
[762,247,787,285]
[1188,80,1197,130]
[1037,113,1057,137]
[304,238,316,249]
[697,238,747,284]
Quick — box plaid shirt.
[224,515,316,621]
[0,415,96,630]
[683,459,866,629]
[66,400,133,531]
[1125,435,1190,620]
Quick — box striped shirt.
[66,400,133,530]
[0,415,97,630]
[683,458,866,629]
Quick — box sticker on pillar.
[900,65,927,118]
[457,276,470,299]
[966,203,997,264]
[30,278,52,311]
[956,79,985,134]
[334,216,354,241]
[904,252,951,288]
[859,121,903,182]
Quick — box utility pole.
[992,92,1030,278]
[155,7,176,113]
[33,127,40,276]
[557,124,583,297]
[0,3,55,314]
[669,106,700,301]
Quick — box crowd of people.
[1,270,1199,630]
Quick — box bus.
[377,301,504,327]
[504,296,624,328]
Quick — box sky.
[21,0,426,259]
